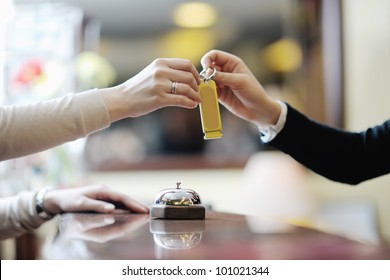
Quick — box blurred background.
[1,0,390,258]
[2,0,326,171]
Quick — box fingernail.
[104,204,115,211]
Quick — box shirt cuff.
[259,100,287,143]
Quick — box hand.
[43,185,150,215]
[200,50,281,128]
[101,58,202,122]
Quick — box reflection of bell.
[153,233,202,249]
[150,219,205,249]
[150,182,205,219]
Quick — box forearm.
[266,104,390,185]
[0,89,111,161]
[0,190,46,240]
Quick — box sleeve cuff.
[259,100,287,143]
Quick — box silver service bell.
[150,182,205,220]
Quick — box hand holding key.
[200,49,281,129]
[101,58,202,122]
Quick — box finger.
[81,186,150,213]
[120,196,150,213]
[165,58,201,85]
[164,94,200,109]
[168,70,199,93]
[201,50,243,74]
[168,82,201,103]
[76,198,117,213]
[213,71,245,89]
[200,50,216,69]
[97,191,150,213]
[201,49,229,69]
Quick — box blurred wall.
[308,0,390,241]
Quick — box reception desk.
[42,211,390,260]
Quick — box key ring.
[199,67,217,83]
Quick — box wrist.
[35,188,56,220]
[100,84,127,122]
[258,101,287,143]
[254,99,281,128]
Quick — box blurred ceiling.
[53,0,290,36]
[14,0,291,36]
[13,0,294,81]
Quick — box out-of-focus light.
[173,2,217,28]
[159,28,216,63]
[75,51,116,89]
[159,29,215,64]
[262,37,303,73]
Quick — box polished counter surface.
[43,211,390,260]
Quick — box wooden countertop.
[42,210,390,260]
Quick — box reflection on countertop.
[42,211,390,260]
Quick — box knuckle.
[182,73,196,85]
[151,67,167,81]
[152,58,165,66]
[97,184,109,191]
[151,80,166,92]
[181,83,190,92]
[182,58,192,67]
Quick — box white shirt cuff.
[259,100,287,143]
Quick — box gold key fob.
[198,68,223,140]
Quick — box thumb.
[213,71,244,89]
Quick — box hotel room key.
[198,68,223,139]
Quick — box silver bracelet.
[35,188,55,220]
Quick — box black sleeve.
[266,104,390,185]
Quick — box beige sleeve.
[0,89,111,161]
[0,190,46,240]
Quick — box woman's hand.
[43,184,149,215]
[102,58,202,122]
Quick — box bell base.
[150,204,205,220]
